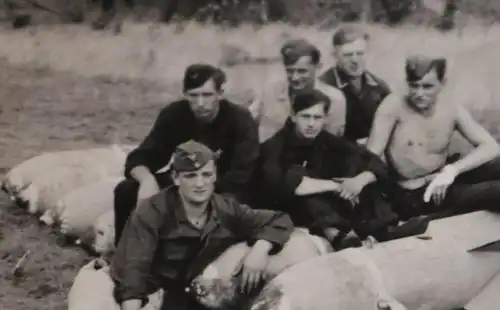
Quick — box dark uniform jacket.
[110,186,293,307]
[253,119,395,235]
[124,99,259,198]
[319,67,391,141]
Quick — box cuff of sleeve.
[248,222,293,255]
[284,166,307,194]
[113,286,148,306]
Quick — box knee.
[114,178,139,196]
[114,178,140,209]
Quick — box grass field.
[2,12,500,310]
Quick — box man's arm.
[282,163,341,196]
[451,106,500,174]
[247,90,263,121]
[124,106,174,180]
[109,199,164,309]
[366,94,400,157]
[215,109,260,196]
[224,197,294,255]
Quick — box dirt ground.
[0,58,172,310]
[1,9,500,310]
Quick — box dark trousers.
[113,172,173,246]
[289,183,399,240]
[394,156,500,220]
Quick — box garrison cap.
[172,140,216,172]
[292,89,331,114]
[183,63,226,92]
[332,25,369,46]
[280,38,321,65]
[405,54,447,82]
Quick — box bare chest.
[391,110,455,153]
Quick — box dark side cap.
[280,38,320,65]
[405,54,447,82]
[172,140,216,172]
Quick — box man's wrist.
[354,171,376,186]
[252,239,273,254]
[442,164,459,178]
[121,299,143,310]
[328,180,341,192]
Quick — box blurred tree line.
[152,0,459,28]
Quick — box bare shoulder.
[375,92,404,118]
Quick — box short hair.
[291,89,331,114]
[183,63,226,92]
[280,39,321,66]
[405,55,447,83]
[332,25,369,47]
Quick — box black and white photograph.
[1,1,500,310]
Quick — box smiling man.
[367,54,500,220]
[113,63,259,246]
[252,88,400,250]
[319,25,391,145]
[248,38,346,143]
[110,140,293,310]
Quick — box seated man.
[114,63,259,245]
[319,25,391,145]
[367,54,500,220]
[253,88,399,250]
[110,140,294,310]
[248,38,346,142]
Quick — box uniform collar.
[331,66,378,89]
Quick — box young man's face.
[291,103,327,140]
[334,38,367,77]
[173,160,217,205]
[184,79,221,122]
[407,68,444,112]
[285,56,318,91]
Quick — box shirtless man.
[367,55,500,219]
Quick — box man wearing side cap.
[319,25,391,145]
[367,54,500,220]
[113,63,260,246]
[252,88,403,250]
[247,38,346,143]
[110,140,293,310]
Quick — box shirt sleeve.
[124,106,173,179]
[109,198,165,303]
[215,109,260,197]
[225,197,294,255]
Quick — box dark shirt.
[255,119,389,204]
[124,99,259,197]
[319,67,391,141]
[110,186,293,303]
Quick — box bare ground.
[0,58,173,310]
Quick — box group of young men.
[108,25,500,310]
